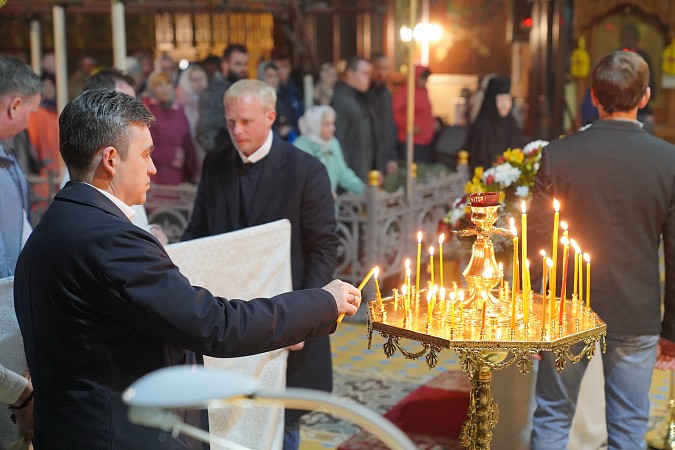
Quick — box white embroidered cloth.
[0,277,29,449]
[166,219,292,450]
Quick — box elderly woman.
[142,71,198,185]
[293,105,364,197]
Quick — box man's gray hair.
[224,79,277,111]
[0,56,41,97]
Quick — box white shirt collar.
[237,130,273,164]
[83,182,136,221]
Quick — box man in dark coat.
[528,51,675,450]
[14,88,361,449]
[368,52,398,174]
[332,56,396,182]
[196,44,249,154]
[182,79,338,450]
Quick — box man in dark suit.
[14,88,361,449]
[182,79,337,450]
[528,51,675,450]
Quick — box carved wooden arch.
[573,1,674,38]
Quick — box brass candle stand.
[365,193,606,450]
[646,370,675,449]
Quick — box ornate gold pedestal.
[367,294,606,449]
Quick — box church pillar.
[111,0,127,71]
[29,20,41,76]
[53,5,68,113]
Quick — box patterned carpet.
[299,323,460,449]
[298,322,673,450]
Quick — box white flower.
[484,164,521,188]
[515,186,530,198]
[523,139,549,155]
[448,208,466,227]
[533,162,540,172]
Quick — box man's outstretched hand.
[322,279,361,318]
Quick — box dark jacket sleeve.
[101,227,338,357]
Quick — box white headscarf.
[298,105,335,147]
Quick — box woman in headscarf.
[293,105,365,197]
[463,75,524,171]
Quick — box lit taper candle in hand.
[337,266,375,323]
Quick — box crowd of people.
[2,43,675,450]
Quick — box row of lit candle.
[516,199,591,328]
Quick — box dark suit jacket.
[182,136,337,421]
[14,182,338,449]
[528,120,675,339]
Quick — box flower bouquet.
[441,140,549,253]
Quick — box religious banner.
[166,220,293,450]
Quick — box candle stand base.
[646,370,675,450]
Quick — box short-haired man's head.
[345,56,368,74]
[84,68,136,95]
[59,89,154,179]
[223,43,248,61]
[0,56,41,98]
[224,79,276,111]
[592,50,649,114]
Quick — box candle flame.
[510,222,517,236]
[540,250,547,257]
[571,239,581,253]
[405,267,411,277]
[481,290,488,299]
[405,258,410,269]
[459,290,465,300]
[439,233,445,245]
[584,253,591,263]
[546,257,553,268]
[429,246,434,256]
[561,236,569,245]
[553,198,560,212]
[440,287,445,299]
[561,221,568,231]
[526,259,530,269]
[498,262,504,271]
[521,201,527,214]
[374,266,379,279]
[449,291,455,301]
[417,231,422,243]
[427,291,432,301]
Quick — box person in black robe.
[464,75,524,171]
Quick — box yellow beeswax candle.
[550,198,560,301]
[524,259,530,323]
[374,266,382,309]
[439,233,445,288]
[571,239,580,298]
[578,247,583,305]
[540,250,547,295]
[416,231,422,295]
[585,253,591,308]
[521,202,528,299]
[429,246,435,286]
[559,236,569,325]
